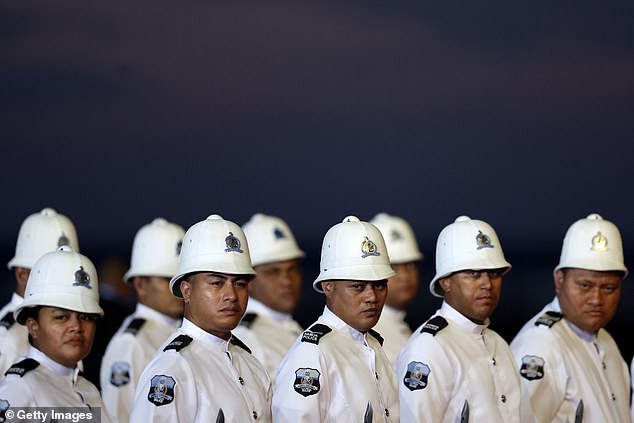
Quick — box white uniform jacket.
[0,294,28,377]
[130,318,272,423]
[232,298,303,384]
[373,305,411,365]
[510,298,630,423]
[397,301,520,423]
[272,306,399,423]
[100,303,180,422]
[0,347,115,423]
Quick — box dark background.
[2,0,634,385]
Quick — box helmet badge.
[57,233,70,247]
[176,240,183,256]
[73,266,92,289]
[361,237,381,258]
[591,232,608,251]
[475,231,494,250]
[273,227,286,240]
[224,232,244,253]
[391,229,402,241]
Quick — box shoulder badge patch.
[403,361,431,391]
[230,335,252,354]
[0,312,15,330]
[4,358,39,377]
[368,329,384,346]
[239,313,258,329]
[147,375,176,406]
[301,324,332,345]
[0,399,9,421]
[535,311,563,328]
[163,335,193,352]
[294,368,321,397]
[124,318,147,336]
[110,361,131,387]
[520,355,545,381]
[421,316,448,336]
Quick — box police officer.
[397,216,520,422]
[370,213,423,364]
[0,208,79,376]
[232,214,305,383]
[100,218,185,422]
[273,216,399,422]
[130,214,271,422]
[510,214,630,422]
[0,246,114,422]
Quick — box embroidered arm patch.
[294,368,321,397]
[403,361,430,391]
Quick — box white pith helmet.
[555,213,627,276]
[14,246,103,324]
[242,213,305,267]
[370,213,423,264]
[429,216,511,298]
[313,216,396,293]
[8,208,79,270]
[169,214,255,298]
[124,218,185,282]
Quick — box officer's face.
[555,268,623,334]
[26,307,97,368]
[322,280,388,333]
[250,259,302,314]
[180,272,251,340]
[134,276,184,319]
[439,269,505,324]
[385,261,420,311]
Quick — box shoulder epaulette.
[230,335,252,354]
[239,313,258,329]
[420,315,448,336]
[124,318,147,336]
[535,311,563,328]
[4,358,39,377]
[368,328,384,346]
[163,334,193,352]
[301,323,332,345]
[0,312,15,330]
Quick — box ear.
[133,277,148,296]
[438,277,451,294]
[26,317,40,340]
[554,270,565,294]
[180,280,192,303]
[14,267,30,296]
[321,282,335,298]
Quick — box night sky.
[2,1,634,364]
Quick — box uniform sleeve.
[0,330,25,376]
[396,334,455,423]
[100,334,146,422]
[0,375,36,408]
[510,329,571,423]
[130,353,197,423]
[272,342,329,423]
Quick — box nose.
[363,284,378,303]
[479,273,493,290]
[221,281,238,302]
[67,313,83,333]
[588,286,604,305]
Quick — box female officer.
[0,246,115,422]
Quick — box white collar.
[135,303,181,327]
[10,293,23,308]
[27,346,79,382]
[180,318,230,351]
[246,298,293,322]
[320,306,366,343]
[381,305,406,320]
[549,297,597,342]
[440,301,489,335]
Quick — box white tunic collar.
[135,303,181,328]
[440,301,490,335]
[246,298,293,322]
[549,297,597,342]
[321,306,366,343]
[10,292,23,308]
[180,318,230,351]
[27,346,79,382]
